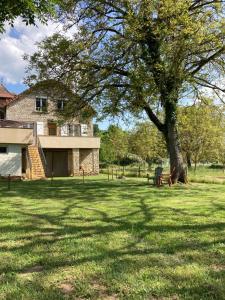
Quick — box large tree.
[26,0,225,183]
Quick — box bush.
[208,164,224,169]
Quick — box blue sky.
[1,26,27,94]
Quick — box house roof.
[0,84,16,108]
[0,84,15,98]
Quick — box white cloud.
[0,18,76,84]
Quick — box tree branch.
[143,104,165,132]
[189,0,225,11]
[194,76,225,92]
[189,46,225,75]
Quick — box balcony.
[38,136,100,149]
[0,120,100,149]
[0,120,34,144]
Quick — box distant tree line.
[96,103,225,169]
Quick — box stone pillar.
[72,148,80,175]
[92,149,99,174]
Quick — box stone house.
[0,83,100,179]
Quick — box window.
[36,97,47,112]
[48,122,57,136]
[57,100,65,111]
[68,124,80,136]
[0,147,7,154]
[81,124,88,136]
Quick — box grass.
[188,166,225,184]
[0,176,225,299]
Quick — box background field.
[100,165,225,184]
[0,176,225,299]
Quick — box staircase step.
[28,145,46,179]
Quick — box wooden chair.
[154,166,175,187]
[147,167,164,186]
[147,167,175,187]
[160,167,176,187]
[154,166,164,186]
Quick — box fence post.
[8,174,11,191]
[51,171,54,186]
[108,166,110,181]
[112,166,114,180]
[116,169,118,179]
[138,166,141,177]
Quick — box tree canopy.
[99,125,129,164]
[178,102,225,169]
[0,0,59,32]
[26,0,225,182]
[129,122,167,162]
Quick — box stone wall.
[71,148,99,175]
[80,149,93,173]
[92,149,99,174]
[6,93,93,136]
[72,148,80,175]
[0,144,22,176]
[7,94,57,135]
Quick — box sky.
[0,18,69,93]
[0,18,116,129]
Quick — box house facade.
[0,84,100,179]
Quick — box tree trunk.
[163,99,187,184]
[143,92,187,184]
[164,121,186,183]
[186,153,192,169]
[194,159,197,173]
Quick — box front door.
[45,150,69,177]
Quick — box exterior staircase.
[27,145,46,179]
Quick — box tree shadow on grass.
[0,178,225,299]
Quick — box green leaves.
[0,0,60,33]
[178,102,225,165]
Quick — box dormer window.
[57,100,64,111]
[36,97,47,112]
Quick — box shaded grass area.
[0,176,225,299]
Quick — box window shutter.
[61,124,68,136]
[81,124,88,136]
[37,122,44,135]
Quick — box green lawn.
[0,176,225,299]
